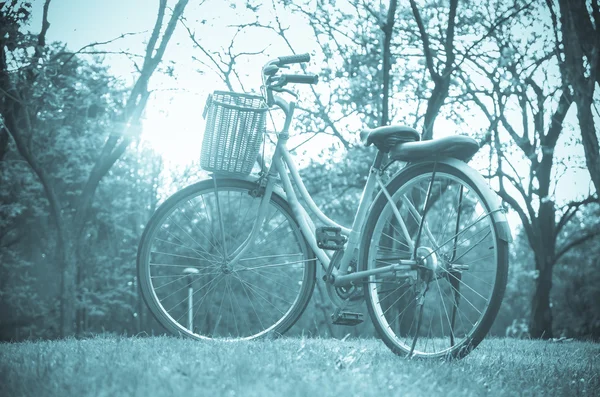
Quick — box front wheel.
[137,178,316,340]
[360,162,508,359]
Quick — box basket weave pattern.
[201,91,267,175]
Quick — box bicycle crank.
[325,251,364,310]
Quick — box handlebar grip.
[282,74,319,84]
[277,53,310,65]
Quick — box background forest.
[1,0,599,342]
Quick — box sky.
[23,0,596,213]
[28,0,202,164]
[27,0,317,167]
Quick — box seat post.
[372,150,387,171]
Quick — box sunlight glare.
[141,93,206,166]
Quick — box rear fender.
[374,157,512,243]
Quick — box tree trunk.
[556,0,600,197]
[59,238,78,338]
[530,257,553,339]
[409,0,458,140]
[380,0,398,126]
[0,128,9,162]
[529,199,556,339]
[422,80,451,140]
[573,84,600,198]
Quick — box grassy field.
[0,336,598,397]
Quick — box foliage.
[551,204,600,339]
[450,0,599,338]
[493,227,534,338]
[72,143,163,336]
[0,139,57,339]
[0,137,164,339]
[300,145,375,225]
[1,0,190,337]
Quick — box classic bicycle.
[137,54,511,359]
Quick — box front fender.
[210,174,288,201]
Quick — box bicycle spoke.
[236,258,315,272]
[365,169,505,358]
[185,197,223,256]
[154,237,221,263]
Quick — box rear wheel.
[137,178,316,340]
[361,163,508,359]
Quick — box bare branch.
[443,0,459,71]
[544,88,573,147]
[409,0,439,81]
[182,19,229,88]
[593,0,600,33]
[545,0,569,85]
[183,18,267,92]
[55,31,146,66]
[361,0,383,27]
[75,0,189,226]
[498,162,537,224]
[454,0,536,72]
[144,0,167,69]
[1,122,66,254]
[381,0,398,125]
[149,0,188,72]
[33,0,52,63]
[260,4,351,149]
[59,50,144,60]
[289,132,320,153]
[556,195,599,236]
[497,187,535,245]
[555,229,600,263]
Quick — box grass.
[0,336,598,397]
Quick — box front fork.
[224,97,295,269]
[221,172,278,269]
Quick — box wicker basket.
[201,91,268,175]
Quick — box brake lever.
[263,65,279,76]
[271,87,298,98]
[266,75,287,88]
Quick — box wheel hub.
[416,246,439,275]
[220,263,232,274]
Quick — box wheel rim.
[367,172,499,357]
[140,185,312,340]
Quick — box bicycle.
[136,53,511,359]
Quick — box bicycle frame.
[222,95,420,287]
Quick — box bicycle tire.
[360,161,508,359]
[137,178,317,340]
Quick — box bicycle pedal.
[316,227,347,250]
[331,309,364,326]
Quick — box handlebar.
[277,53,310,65]
[280,74,319,85]
[262,53,317,107]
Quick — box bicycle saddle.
[390,135,479,162]
[360,125,421,152]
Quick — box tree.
[548,0,600,198]
[0,138,55,340]
[75,143,163,335]
[408,0,458,139]
[457,0,599,338]
[0,0,189,336]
